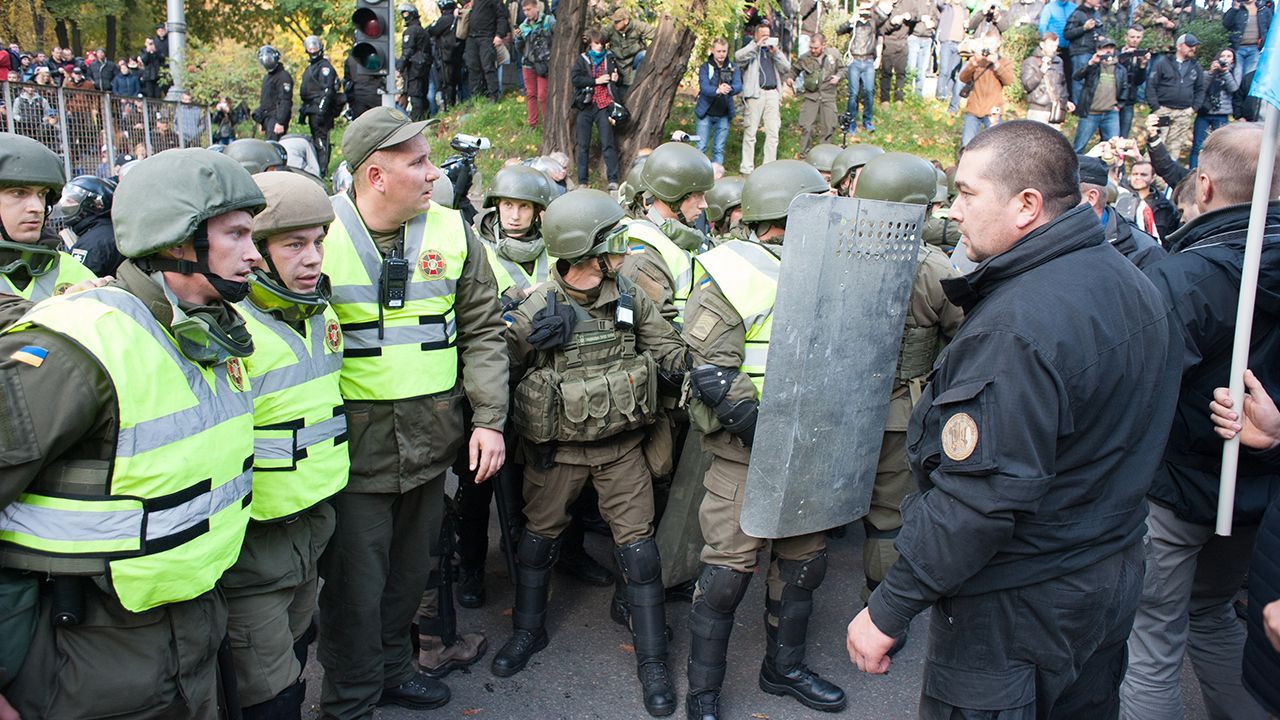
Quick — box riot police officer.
[226,138,290,175]
[641,142,716,256]
[829,144,884,197]
[224,171,348,718]
[0,133,96,326]
[254,45,294,140]
[803,142,843,184]
[429,0,466,112]
[51,175,121,277]
[400,3,433,120]
[704,176,745,241]
[0,148,262,719]
[299,36,339,174]
[493,189,688,718]
[851,152,963,617]
[921,167,961,254]
[683,160,846,720]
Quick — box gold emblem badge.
[941,412,979,461]
[419,249,447,279]
[325,319,342,352]
[225,357,246,392]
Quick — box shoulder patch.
[321,66,331,76]
[942,412,979,461]
[10,345,48,368]
[283,83,292,91]
[687,312,719,342]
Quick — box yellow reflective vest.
[0,286,254,613]
[324,195,468,401]
[623,218,695,325]
[483,242,551,297]
[692,240,781,396]
[236,303,349,522]
[0,252,96,302]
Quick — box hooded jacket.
[1142,200,1280,527]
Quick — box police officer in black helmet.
[299,36,339,173]
[254,45,294,141]
[400,3,433,120]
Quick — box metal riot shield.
[741,194,923,539]
[656,432,714,588]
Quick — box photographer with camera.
[1064,0,1106,104]
[957,40,1015,147]
[1023,32,1073,131]
[935,0,970,112]
[1189,47,1241,168]
[837,2,887,131]
[440,133,491,224]
[1147,32,1207,162]
[572,28,623,189]
[1072,38,1126,152]
[736,23,792,175]
[1117,25,1151,137]
[695,38,742,165]
[1224,0,1271,75]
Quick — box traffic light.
[351,0,393,76]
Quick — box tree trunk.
[54,18,69,50]
[542,0,589,159]
[106,15,117,60]
[27,0,45,50]
[70,19,82,56]
[615,4,706,170]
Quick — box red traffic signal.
[353,8,384,37]
[351,0,393,77]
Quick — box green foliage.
[183,38,263,108]
[1180,18,1230,69]
[1001,23,1039,104]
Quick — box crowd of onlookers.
[2,24,173,98]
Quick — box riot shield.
[656,432,714,588]
[741,194,923,539]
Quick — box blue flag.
[1252,20,1280,109]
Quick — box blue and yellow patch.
[10,345,48,368]
[628,245,647,254]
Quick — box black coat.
[1143,201,1280,527]
[255,65,294,130]
[1147,54,1207,111]
[867,205,1181,638]
[1063,5,1104,56]
[571,53,621,110]
[1107,207,1167,270]
[300,57,338,119]
[66,215,122,277]
[1072,60,1127,117]
[1245,478,1280,715]
[465,0,511,39]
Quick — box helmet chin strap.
[596,255,617,279]
[139,221,250,303]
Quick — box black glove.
[527,290,577,350]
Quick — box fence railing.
[1,81,213,180]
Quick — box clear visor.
[47,184,98,225]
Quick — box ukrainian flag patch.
[10,345,48,368]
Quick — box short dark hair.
[962,120,1081,218]
[585,28,605,45]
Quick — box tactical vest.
[512,282,659,444]
[0,252,96,302]
[623,218,695,325]
[325,195,466,401]
[693,240,781,396]
[236,303,349,522]
[0,287,254,613]
[483,242,551,296]
[896,245,943,383]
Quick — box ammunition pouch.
[895,324,941,383]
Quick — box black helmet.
[437,0,456,9]
[399,2,421,18]
[258,45,281,72]
[303,36,324,59]
[609,102,631,127]
[50,175,116,228]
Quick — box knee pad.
[776,552,828,593]
[517,531,561,570]
[615,537,662,586]
[696,564,752,615]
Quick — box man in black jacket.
[1116,25,1151,137]
[254,46,294,140]
[1078,155,1166,270]
[1064,0,1106,103]
[1119,121,1280,720]
[430,0,466,111]
[1147,33,1207,162]
[847,120,1180,718]
[1072,38,1127,152]
[399,3,433,119]
[300,36,339,174]
[464,0,510,101]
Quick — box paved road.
[302,486,1212,719]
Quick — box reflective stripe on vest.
[623,218,695,324]
[484,242,550,295]
[0,252,96,302]
[237,303,350,521]
[694,240,781,396]
[0,286,254,612]
[324,194,466,401]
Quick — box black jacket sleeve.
[272,71,294,127]
[571,55,593,89]
[1148,139,1189,188]
[1064,8,1088,40]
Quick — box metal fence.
[1,81,213,180]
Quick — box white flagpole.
[1216,102,1280,536]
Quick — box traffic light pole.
[382,9,396,108]
[164,0,187,100]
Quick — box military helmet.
[0,132,66,195]
[225,138,288,175]
[830,144,885,188]
[258,45,281,71]
[640,142,714,204]
[705,176,745,224]
[740,160,829,224]
[853,152,938,207]
[543,189,627,262]
[113,149,266,258]
[933,168,948,204]
[399,2,421,17]
[433,173,456,208]
[251,171,335,240]
[619,157,648,206]
[303,35,324,56]
[484,165,554,209]
[805,143,843,174]
[49,175,116,226]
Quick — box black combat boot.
[758,554,846,713]
[685,565,752,720]
[241,679,306,720]
[617,538,676,717]
[491,532,560,677]
[457,566,486,608]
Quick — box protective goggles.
[584,223,630,259]
[245,269,331,322]
[159,276,254,365]
[0,239,58,277]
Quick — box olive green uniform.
[0,262,236,720]
[602,18,656,86]
[794,48,846,152]
[863,243,963,599]
[619,223,684,323]
[507,267,688,545]
[317,209,508,720]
